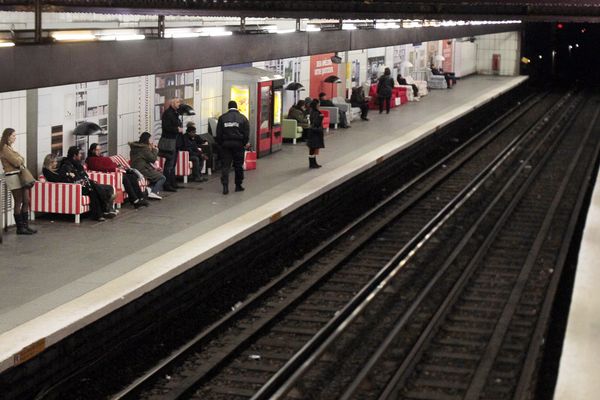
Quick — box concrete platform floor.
[0,75,526,341]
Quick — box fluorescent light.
[165,31,201,38]
[99,34,145,41]
[306,25,321,32]
[199,27,232,37]
[0,41,15,48]
[342,23,357,30]
[275,29,296,34]
[52,32,96,41]
[376,22,400,30]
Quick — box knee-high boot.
[14,214,33,235]
[21,211,37,234]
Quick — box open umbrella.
[73,121,104,136]
[177,103,195,116]
[285,82,305,91]
[323,75,342,98]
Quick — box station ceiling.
[1,1,600,21]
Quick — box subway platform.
[554,167,600,399]
[0,75,527,374]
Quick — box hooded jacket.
[129,142,164,182]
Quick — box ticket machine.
[223,67,284,158]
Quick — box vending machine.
[223,67,285,158]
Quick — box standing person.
[129,132,166,200]
[377,67,395,114]
[86,143,149,208]
[350,86,370,121]
[216,100,250,195]
[160,98,183,191]
[307,99,325,169]
[0,128,37,234]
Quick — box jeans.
[162,151,177,187]
[379,96,391,113]
[122,173,144,203]
[220,146,245,186]
[152,175,166,194]
[189,154,205,178]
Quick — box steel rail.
[108,92,544,399]
[250,91,576,400]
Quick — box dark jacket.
[129,142,164,182]
[319,99,335,107]
[307,108,325,149]
[377,75,394,98]
[287,105,309,129]
[397,76,408,86]
[43,167,67,183]
[58,157,88,184]
[351,89,367,105]
[182,133,203,157]
[216,109,250,149]
[161,107,182,140]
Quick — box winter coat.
[43,167,65,183]
[181,133,203,157]
[377,75,394,98]
[86,155,118,173]
[350,89,367,106]
[129,142,164,182]
[161,107,182,140]
[57,157,89,184]
[216,109,250,149]
[287,106,309,129]
[307,109,325,149]
[0,144,25,174]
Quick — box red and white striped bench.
[85,168,124,207]
[157,151,191,184]
[109,154,149,202]
[30,178,90,224]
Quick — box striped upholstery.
[87,169,124,205]
[109,155,149,192]
[158,151,191,183]
[30,177,90,223]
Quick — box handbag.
[243,150,257,171]
[157,137,176,156]
[18,166,36,189]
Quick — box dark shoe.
[96,216,106,222]
[361,117,369,121]
[139,199,150,207]
[14,214,33,235]
[309,157,321,169]
[235,185,245,192]
[133,200,142,209]
[222,184,229,195]
[103,212,116,219]
[21,211,37,234]
[163,185,178,192]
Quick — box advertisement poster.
[367,56,386,82]
[442,40,454,72]
[230,85,250,119]
[309,53,339,99]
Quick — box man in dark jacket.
[377,67,394,114]
[58,146,116,221]
[160,97,183,191]
[181,124,208,182]
[318,92,349,128]
[216,100,250,195]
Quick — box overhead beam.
[0,23,521,92]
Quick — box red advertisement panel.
[442,40,454,72]
[310,53,339,99]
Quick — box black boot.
[235,184,245,192]
[14,214,33,235]
[222,183,229,195]
[21,211,37,234]
[309,157,321,169]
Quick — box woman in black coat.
[160,98,182,191]
[307,99,325,169]
[377,67,395,114]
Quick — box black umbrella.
[73,122,104,136]
[285,82,305,91]
[177,103,196,116]
[323,75,342,83]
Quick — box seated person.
[288,100,310,130]
[303,97,313,115]
[87,143,148,208]
[318,92,349,128]
[181,124,209,182]
[397,73,419,99]
[54,147,117,221]
[350,86,370,121]
[42,153,61,182]
[129,132,166,200]
[431,64,457,88]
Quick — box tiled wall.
[0,91,27,165]
[476,32,520,76]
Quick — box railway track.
[102,89,598,400]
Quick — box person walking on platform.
[307,99,325,169]
[216,100,250,195]
[377,67,395,114]
[159,97,183,192]
[0,128,37,234]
